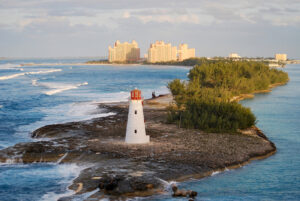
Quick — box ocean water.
[147,64,300,201]
[0,59,189,201]
[0,60,299,201]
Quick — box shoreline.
[19,62,193,68]
[230,81,288,102]
[0,94,278,200]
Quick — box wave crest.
[0,69,62,80]
[37,81,88,95]
[0,63,21,69]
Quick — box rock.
[171,184,197,198]
[0,103,276,200]
[98,174,160,195]
[117,179,135,194]
[98,175,124,192]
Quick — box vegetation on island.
[86,59,110,64]
[144,57,209,66]
[167,60,289,132]
[146,57,290,67]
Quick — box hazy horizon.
[1,0,299,59]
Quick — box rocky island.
[0,94,276,200]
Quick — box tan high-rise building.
[229,53,241,58]
[178,44,195,61]
[108,40,140,62]
[275,54,287,61]
[147,41,177,63]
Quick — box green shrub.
[167,61,288,132]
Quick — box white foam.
[157,178,177,192]
[31,79,38,86]
[56,152,68,164]
[0,105,2,109]
[1,157,23,165]
[43,81,88,95]
[211,171,220,176]
[0,63,21,69]
[39,163,89,201]
[16,101,116,139]
[27,69,62,75]
[71,188,99,201]
[5,158,17,164]
[0,69,62,80]
[0,72,25,80]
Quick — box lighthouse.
[125,89,150,144]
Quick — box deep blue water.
[0,60,189,201]
[0,60,299,201]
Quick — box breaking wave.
[211,171,221,176]
[43,82,88,95]
[0,63,21,69]
[0,69,62,80]
[32,80,88,95]
[0,72,25,80]
[40,163,88,201]
[16,101,116,138]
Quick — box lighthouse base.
[125,135,150,144]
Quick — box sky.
[0,0,299,59]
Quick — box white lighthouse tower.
[125,89,150,144]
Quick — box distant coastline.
[84,57,300,67]
[230,81,289,102]
[16,57,300,68]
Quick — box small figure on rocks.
[152,91,156,98]
[171,184,197,199]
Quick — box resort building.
[108,40,140,62]
[229,53,241,58]
[147,41,177,63]
[178,44,195,61]
[275,54,287,61]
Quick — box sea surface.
[0,59,299,200]
[147,64,300,201]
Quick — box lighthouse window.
[134,129,137,134]
[135,110,137,114]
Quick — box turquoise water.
[148,64,300,201]
[0,60,299,200]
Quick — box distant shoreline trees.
[167,60,289,132]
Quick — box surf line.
[0,69,62,80]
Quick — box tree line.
[167,60,289,132]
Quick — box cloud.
[0,0,299,58]
[123,11,131,19]
[136,14,201,25]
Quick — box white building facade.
[275,53,287,61]
[108,40,140,62]
[125,89,150,144]
[147,41,177,63]
[178,44,195,61]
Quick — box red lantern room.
[131,89,141,100]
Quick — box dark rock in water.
[0,102,277,200]
[117,178,135,194]
[171,184,198,198]
[98,174,161,195]
[189,190,198,197]
[98,175,124,192]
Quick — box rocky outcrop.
[0,100,276,200]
